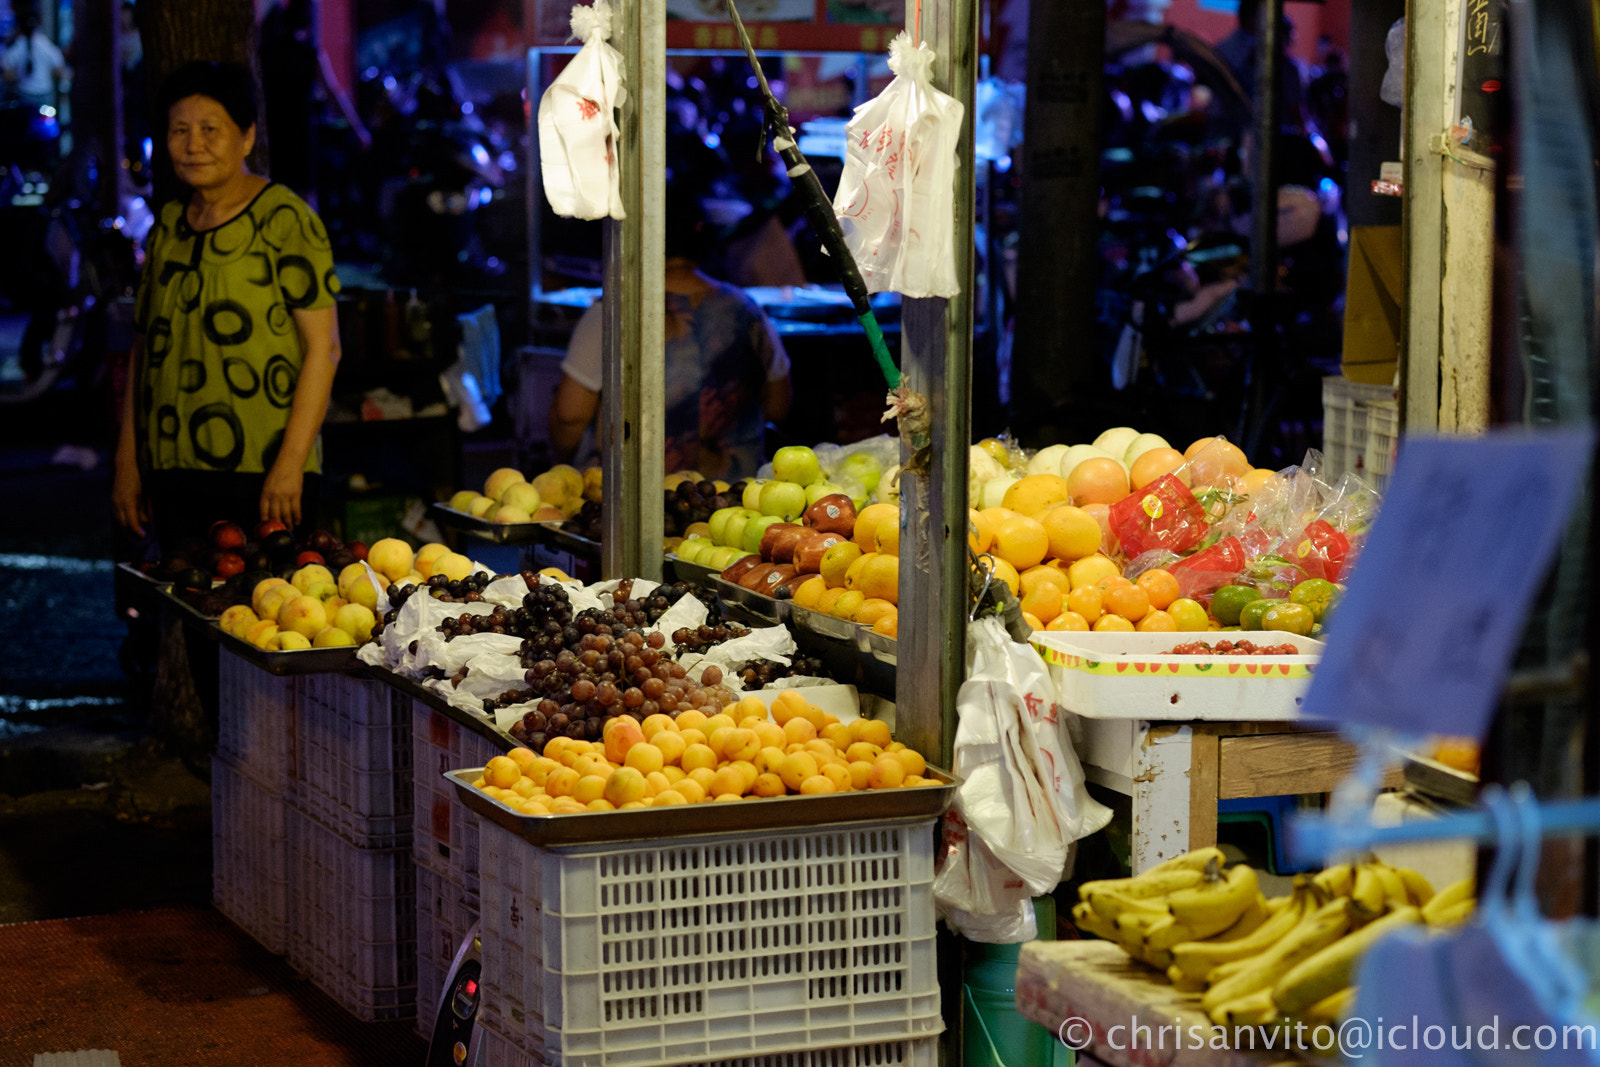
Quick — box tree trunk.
[68,0,121,210]
[137,0,267,205]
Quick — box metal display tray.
[710,576,789,625]
[370,667,518,751]
[449,765,958,847]
[432,503,602,557]
[664,554,720,589]
[1403,754,1479,807]
[210,624,364,675]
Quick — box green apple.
[1123,432,1172,467]
[742,514,785,553]
[712,545,748,569]
[771,445,823,487]
[806,480,847,506]
[1092,426,1141,461]
[758,480,808,520]
[741,479,768,510]
[980,474,1018,510]
[839,452,882,494]
[1027,443,1072,477]
[724,509,758,550]
[708,506,741,545]
[1060,443,1120,481]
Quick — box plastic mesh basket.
[292,673,414,847]
[413,701,507,898]
[216,649,295,791]
[477,818,943,1067]
[477,1029,936,1067]
[212,754,289,954]
[1322,376,1398,492]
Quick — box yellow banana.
[1201,898,1353,1015]
[1211,894,1272,942]
[1146,916,1197,952]
[1168,963,1208,993]
[1210,988,1279,1028]
[1144,846,1228,876]
[1142,946,1175,969]
[1088,887,1170,923]
[1427,898,1474,926]
[1351,865,1386,914]
[1312,864,1355,900]
[1421,877,1474,923]
[1265,893,1293,915]
[1396,866,1435,907]
[1209,957,1253,984]
[1072,901,1119,941]
[1305,986,1357,1026]
[1170,889,1308,982]
[1370,864,1409,908]
[1273,905,1420,1015]
[1078,866,1205,902]
[1168,863,1261,938]
[1115,909,1165,947]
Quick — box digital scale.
[425,925,485,1067]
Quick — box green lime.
[1261,602,1316,636]
[1288,578,1340,623]
[1211,584,1260,627]
[1239,599,1275,631]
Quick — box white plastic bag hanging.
[538,1,626,220]
[831,32,964,299]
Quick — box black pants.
[144,469,323,552]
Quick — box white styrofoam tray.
[1029,630,1324,721]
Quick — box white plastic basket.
[212,754,289,954]
[417,864,481,1039]
[477,818,943,1067]
[1322,376,1398,492]
[413,700,508,899]
[217,649,295,792]
[477,1029,935,1067]
[286,805,418,1021]
[293,673,413,846]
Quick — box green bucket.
[962,898,1073,1067]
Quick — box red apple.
[255,519,288,538]
[348,541,369,562]
[210,521,247,550]
[793,531,846,573]
[214,552,246,579]
[296,550,326,567]
[309,530,336,553]
[737,562,778,591]
[803,494,857,536]
[758,522,801,562]
[720,555,764,584]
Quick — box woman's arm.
[112,335,148,535]
[262,305,341,526]
[548,374,600,463]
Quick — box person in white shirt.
[2,11,68,109]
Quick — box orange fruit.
[875,516,900,556]
[819,541,863,589]
[871,613,899,638]
[1066,458,1130,506]
[1066,584,1103,623]
[1095,573,1132,593]
[854,555,899,604]
[1240,468,1277,495]
[1136,609,1176,632]
[844,551,875,590]
[830,590,866,620]
[1020,564,1071,595]
[814,586,849,615]
[852,598,898,626]
[1093,614,1135,632]
[1019,581,1064,623]
[1065,553,1119,590]
[993,515,1049,570]
[968,508,995,554]
[1047,611,1090,631]
[1186,439,1251,488]
[982,557,1020,595]
[1001,474,1074,518]
[681,743,718,772]
[1168,598,1210,631]
[1135,568,1180,610]
[853,503,898,552]
[1041,505,1103,562]
[790,575,826,610]
[1103,584,1151,622]
[1021,611,1044,630]
[1129,448,1188,490]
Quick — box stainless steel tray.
[857,627,898,666]
[788,602,858,642]
[371,668,518,751]
[710,576,788,625]
[1403,754,1478,807]
[432,503,602,558]
[449,765,958,847]
[665,554,720,589]
[211,624,364,675]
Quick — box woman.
[548,192,791,480]
[113,61,342,544]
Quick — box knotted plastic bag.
[832,32,964,299]
[538,1,626,220]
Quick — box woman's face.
[167,94,254,191]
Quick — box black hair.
[158,60,257,134]
[663,188,715,263]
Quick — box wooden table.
[1075,718,1405,872]
[1015,940,1309,1067]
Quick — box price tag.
[1301,429,1593,738]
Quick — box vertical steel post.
[1401,0,1445,430]
[895,0,976,772]
[1247,0,1284,453]
[601,0,666,581]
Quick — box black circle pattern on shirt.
[222,356,260,399]
[178,359,207,393]
[146,317,173,368]
[208,211,259,262]
[300,211,331,250]
[177,268,203,313]
[202,300,253,346]
[277,255,319,309]
[264,354,298,408]
[260,203,301,250]
[155,404,179,439]
[324,267,341,296]
[266,302,293,336]
[246,252,275,288]
[188,403,245,470]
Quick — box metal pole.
[895,0,975,776]
[1247,0,1283,455]
[526,49,544,318]
[1401,0,1444,430]
[600,0,666,581]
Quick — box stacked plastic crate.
[287,672,418,1022]
[475,816,944,1067]
[213,649,295,954]
[412,701,511,1036]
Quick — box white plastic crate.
[286,804,418,1021]
[477,1029,934,1067]
[212,755,288,954]
[478,818,942,1067]
[413,700,508,898]
[292,673,413,846]
[1322,375,1398,492]
[216,649,295,792]
[417,864,481,1039]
